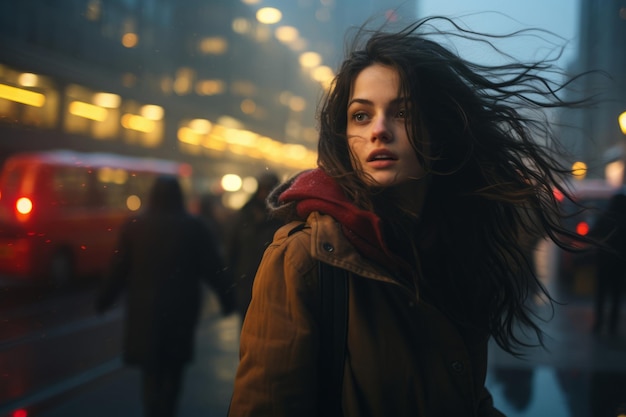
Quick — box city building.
[559,0,626,184]
[0,0,417,206]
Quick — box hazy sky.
[416,0,581,68]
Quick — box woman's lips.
[366,149,398,168]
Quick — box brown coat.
[229,211,505,417]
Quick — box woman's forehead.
[348,64,402,100]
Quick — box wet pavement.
[0,244,626,417]
[486,298,626,417]
[34,313,241,417]
[0,310,241,417]
[0,291,624,417]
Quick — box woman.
[229,17,592,416]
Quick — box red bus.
[0,149,192,286]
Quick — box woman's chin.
[366,174,414,189]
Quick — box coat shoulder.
[268,220,316,275]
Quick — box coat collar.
[273,169,415,275]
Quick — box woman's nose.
[371,115,392,143]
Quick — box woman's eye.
[396,109,407,119]
[352,112,368,122]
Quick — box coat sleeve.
[195,220,235,316]
[228,229,320,417]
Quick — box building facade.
[560,1,626,182]
[0,0,418,196]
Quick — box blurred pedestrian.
[590,193,626,336]
[228,16,601,416]
[198,192,234,257]
[227,172,283,322]
[96,175,234,417]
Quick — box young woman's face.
[346,64,425,188]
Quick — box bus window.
[127,172,157,204]
[52,166,94,208]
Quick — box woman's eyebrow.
[347,98,372,108]
[347,97,406,108]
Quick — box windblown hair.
[317,16,594,355]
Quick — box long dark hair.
[317,16,596,355]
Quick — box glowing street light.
[275,26,299,43]
[619,110,626,135]
[256,7,282,24]
[572,161,587,180]
[299,51,322,68]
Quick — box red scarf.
[279,169,409,273]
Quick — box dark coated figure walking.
[227,172,283,322]
[591,193,626,336]
[96,175,234,417]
